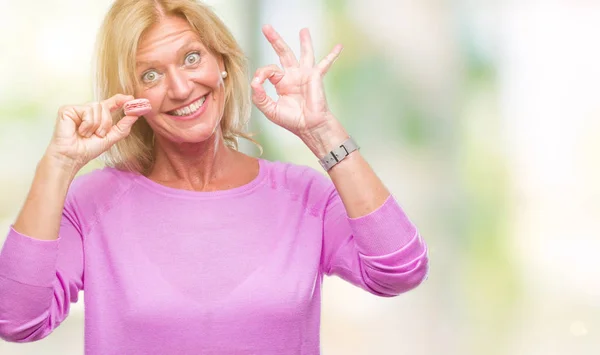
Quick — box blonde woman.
[0,0,428,354]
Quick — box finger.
[96,101,114,138]
[89,103,103,137]
[299,28,315,67]
[101,94,135,113]
[253,64,285,87]
[262,24,298,68]
[317,44,343,76]
[73,105,95,138]
[105,115,140,144]
[251,76,277,119]
[57,106,78,132]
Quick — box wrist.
[41,149,81,181]
[299,119,349,158]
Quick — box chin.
[173,125,221,144]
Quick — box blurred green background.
[1,0,599,354]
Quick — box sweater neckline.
[130,158,267,199]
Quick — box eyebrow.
[136,41,203,68]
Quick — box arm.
[14,93,137,241]
[0,162,84,341]
[252,26,428,295]
[0,94,138,341]
[320,185,428,297]
[300,119,390,218]
[13,155,78,241]
[305,124,429,296]
[251,25,392,218]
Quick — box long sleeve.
[0,195,84,342]
[320,190,429,297]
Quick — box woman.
[0,0,428,354]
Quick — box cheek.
[189,67,223,88]
[136,89,164,115]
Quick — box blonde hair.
[94,0,258,174]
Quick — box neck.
[148,130,237,191]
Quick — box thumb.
[105,115,140,144]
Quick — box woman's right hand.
[45,94,141,172]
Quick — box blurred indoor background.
[1,0,599,354]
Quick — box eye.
[142,70,160,83]
[185,52,201,66]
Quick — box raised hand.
[251,25,343,139]
[47,94,141,171]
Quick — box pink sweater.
[0,158,428,354]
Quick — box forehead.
[137,16,203,59]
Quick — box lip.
[164,93,210,121]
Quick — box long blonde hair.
[94,0,257,174]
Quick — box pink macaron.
[123,98,152,116]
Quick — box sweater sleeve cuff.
[0,226,59,287]
[347,195,418,256]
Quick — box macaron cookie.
[123,98,152,116]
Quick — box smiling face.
[134,15,226,144]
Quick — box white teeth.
[171,96,207,116]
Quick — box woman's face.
[134,16,226,144]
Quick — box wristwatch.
[318,136,360,171]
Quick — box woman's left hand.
[251,25,343,142]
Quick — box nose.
[166,68,193,101]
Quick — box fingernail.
[253,77,260,83]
